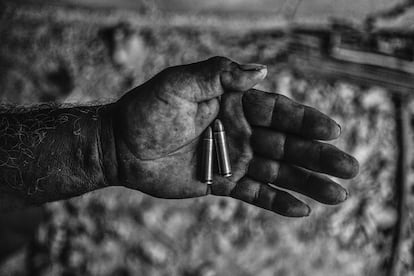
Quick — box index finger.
[242,89,341,140]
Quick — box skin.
[104,56,359,217]
[0,56,359,217]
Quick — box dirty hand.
[109,56,359,217]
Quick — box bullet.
[201,126,214,184]
[213,119,232,177]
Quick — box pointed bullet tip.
[214,119,224,132]
[204,126,213,139]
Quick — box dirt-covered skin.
[0,56,357,217]
[2,4,396,275]
[106,56,359,217]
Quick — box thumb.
[220,61,267,92]
[185,56,267,102]
[194,58,266,133]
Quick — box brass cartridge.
[201,126,214,184]
[213,119,232,177]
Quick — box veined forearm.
[0,103,117,210]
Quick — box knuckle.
[207,56,233,69]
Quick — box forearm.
[0,102,118,211]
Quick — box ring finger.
[247,156,348,205]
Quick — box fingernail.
[335,123,342,137]
[337,188,348,203]
[305,205,311,217]
[239,63,267,71]
[238,64,267,81]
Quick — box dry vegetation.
[0,2,413,275]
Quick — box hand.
[111,57,359,217]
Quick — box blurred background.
[0,0,414,275]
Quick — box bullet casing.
[201,127,213,184]
[214,120,232,177]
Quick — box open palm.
[110,57,359,217]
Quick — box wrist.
[98,103,121,187]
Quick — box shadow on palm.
[113,57,359,217]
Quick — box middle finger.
[250,127,359,179]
